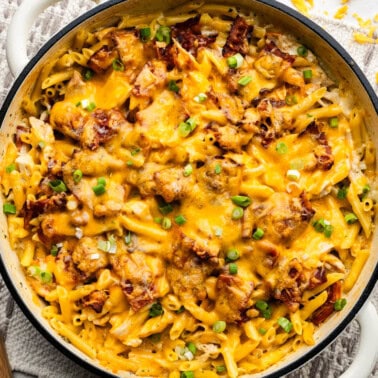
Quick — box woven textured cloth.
[0,1,377,377]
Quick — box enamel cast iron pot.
[1,0,378,377]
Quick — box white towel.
[0,0,377,377]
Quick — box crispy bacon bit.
[23,193,67,229]
[215,274,254,322]
[311,281,342,325]
[308,266,327,290]
[264,40,295,64]
[154,44,175,70]
[87,46,118,74]
[306,122,334,171]
[300,192,315,222]
[83,109,125,150]
[222,16,251,57]
[172,15,218,56]
[15,125,29,150]
[273,259,305,312]
[81,290,108,313]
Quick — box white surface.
[0,0,377,377]
[340,302,378,378]
[279,0,378,24]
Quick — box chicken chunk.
[81,290,109,313]
[254,192,314,243]
[72,236,109,274]
[215,274,254,322]
[154,167,194,203]
[132,60,167,97]
[110,251,160,311]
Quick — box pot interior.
[0,1,377,377]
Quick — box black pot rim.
[0,0,377,377]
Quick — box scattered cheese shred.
[334,5,348,20]
[290,0,312,15]
[374,14,378,23]
[376,72,378,84]
[341,0,349,3]
[353,32,377,44]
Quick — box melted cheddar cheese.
[0,3,375,377]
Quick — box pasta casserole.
[0,2,375,377]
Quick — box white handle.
[340,301,378,378]
[6,0,105,77]
[6,0,61,77]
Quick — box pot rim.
[0,0,377,377]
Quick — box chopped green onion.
[180,372,194,378]
[3,203,16,215]
[297,45,308,57]
[212,320,226,333]
[361,184,371,200]
[183,164,193,177]
[125,231,132,245]
[127,161,133,166]
[362,184,371,194]
[84,69,94,81]
[73,169,83,184]
[334,298,347,311]
[337,186,348,199]
[287,169,300,181]
[149,302,164,317]
[5,163,16,173]
[312,218,333,238]
[194,93,208,103]
[214,227,223,237]
[112,58,125,71]
[155,25,171,44]
[303,69,313,80]
[38,141,46,149]
[255,300,272,319]
[79,99,96,112]
[139,27,151,42]
[154,217,162,224]
[168,80,180,93]
[40,271,53,284]
[161,217,172,230]
[179,118,197,137]
[28,266,53,284]
[159,202,173,215]
[329,117,339,128]
[92,183,106,196]
[49,179,67,193]
[131,147,141,156]
[97,235,117,253]
[238,76,252,86]
[227,53,244,69]
[277,317,293,333]
[176,305,185,314]
[216,365,226,373]
[252,227,264,240]
[276,142,288,155]
[285,95,298,106]
[98,177,106,185]
[175,214,187,225]
[214,163,222,175]
[231,195,251,208]
[229,262,238,275]
[187,342,197,355]
[50,245,59,257]
[226,249,240,261]
[232,206,244,220]
[258,327,267,335]
[344,213,358,224]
